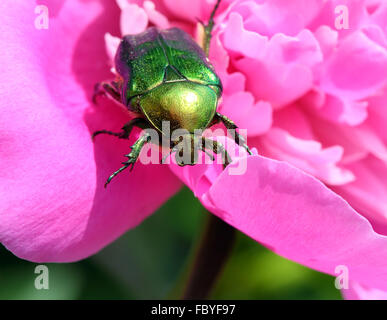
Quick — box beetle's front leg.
[104,132,151,188]
[201,137,231,169]
[92,117,148,141]
[92,81,122,104]
[211,112,253,155]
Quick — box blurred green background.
[0,187,342,299]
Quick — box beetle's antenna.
[202,0,222,56]
[209,0,221,25]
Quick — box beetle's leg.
[202,0,222,56]
[161,146,179,164]
[201,137,231,169]
[211,112,253,155]
[104,132,151,188]
[92,81,121,104]
[92,118,147,141]
[202,148,215,161]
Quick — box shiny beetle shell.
[114,27,223,133]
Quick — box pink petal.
[177,155,387,290]
[120,3,148,35]
[271,104,315,140]
[346,124,387,161]
[163,0,210,23]
[233,29,322,108]
[370,2,387,34]
[257,128,355,185]
[367,85,387,145]
[319,30,387,101]
[209,33,230,74]
[143,1,170,29]
[229,0,324,37]
[0,0,180,262]
[332,156,387,235]
[104,32,121,66]
[221,72,246,96]
[343,281,387,300]
[303,92,387,162]
[315,94,369,126]
[310,0,368,38]
[302,105,371,163]
[222,12,268,59]
[219,91,272,136]
[313,26,338,58]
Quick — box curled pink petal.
[143,1,170,29]
[258,128,355,185]
[222,12,268,59]
[319,30,387,101]
[219,91,272,136]
[315,94,369,126]
[229,0,324,37]
[195,156,387,291]
[233,29,322,108]
[0,0,180,262]
[120,3,148,35]
[104,33,121,67]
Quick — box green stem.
[181,211,236,299]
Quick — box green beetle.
[93,0,251,187]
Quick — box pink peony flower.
[2,0,387,299]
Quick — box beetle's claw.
[240,140,253,156]
[104,157,137,188]
[104,168,124,188]
[104,177,113,188]
[245,145,253,156]
[233,132,253,156]
[239,139,253,156]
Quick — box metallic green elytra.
[93,0,252,187]
[115,27,222,133]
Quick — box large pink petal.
[0,0,180,262]
[343,281,387,300]
[332,156,387,235]
[171,155,387,290]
